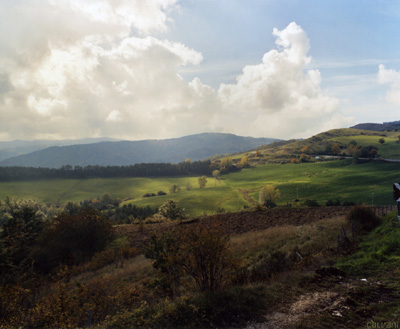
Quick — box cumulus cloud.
[217,22,344,138]
[0,0,212,140]
[378,64,400,106]
[0,1,345,141]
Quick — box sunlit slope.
[233,128,400,163]
[223,160,400,205]
[1,160,399,216]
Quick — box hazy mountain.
[351,120,400,131]
[0,137,121,161]
[0,149,17,162]
[0,133,280,168]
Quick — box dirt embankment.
[116,207,351,249]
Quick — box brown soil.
[116,206,350,250]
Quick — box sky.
[1,0,400,141]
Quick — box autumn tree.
[369,148,378,158]
[221,157,232,168]
[301,146,312,155]
[239,156,250,168]
[259,185,281,208]
[346,141,358,156]
[331,143,341,155]
[198,176,207,189]
[158,200,186,220]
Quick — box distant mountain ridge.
[0,133,279,168]
[351,120,400,131]
[0,137,120,161]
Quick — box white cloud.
[378,64,400,106]
[0,2,346,142]
[217,22,343,138]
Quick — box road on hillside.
[318,155,400,162]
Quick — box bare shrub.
[145,222,239,292]
[346,205,380,234]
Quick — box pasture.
[328,131,400,159]
[0,159,399,216]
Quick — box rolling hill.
[237,128,400,164]
[0,137,120,161]
[351,120,400,131]
[0,133,279,168]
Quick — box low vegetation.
[0,190,399,328]
[0,127,400,327]
[0,159,399,216]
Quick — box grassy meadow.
[223,159,400,206]
[1,159,399,215]
[2,127,399,216]
[328,131,400,159]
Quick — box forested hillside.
[0,133,278,168]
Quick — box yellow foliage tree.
[239,156,250,168]
[259,185,281,207]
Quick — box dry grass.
[73,254,154,284]
[231,225,298,256]
[100,255,154,282]
[231,216,348,259]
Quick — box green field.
[1,159,399,215]
[329,131,400,159]
[223,159,400,205]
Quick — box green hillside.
[223,159,399,206]
[328,131,399,158]
[1,159,399,216]
[231,128,400,165]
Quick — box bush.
[303,199,320,207]
[263,200,277,208]
[158,200,186,220]
[346,205,380,234]
[169,184,180,194]
[247,251,293,283]
[325,199,341,206]
[145,222,238,293]
[187,287,267,327]
[259,185,280,205]
[157,191,167,196]
[33,208,115,273]
[105,287,267,329]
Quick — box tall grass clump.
[346,204,380,234]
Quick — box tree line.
[0,160,213,181]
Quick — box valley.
[1,124,400,328]
[1,159,398,216]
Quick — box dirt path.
[251,290,346,329]
[236,188,257,205]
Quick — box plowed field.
[116,206,351,249]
